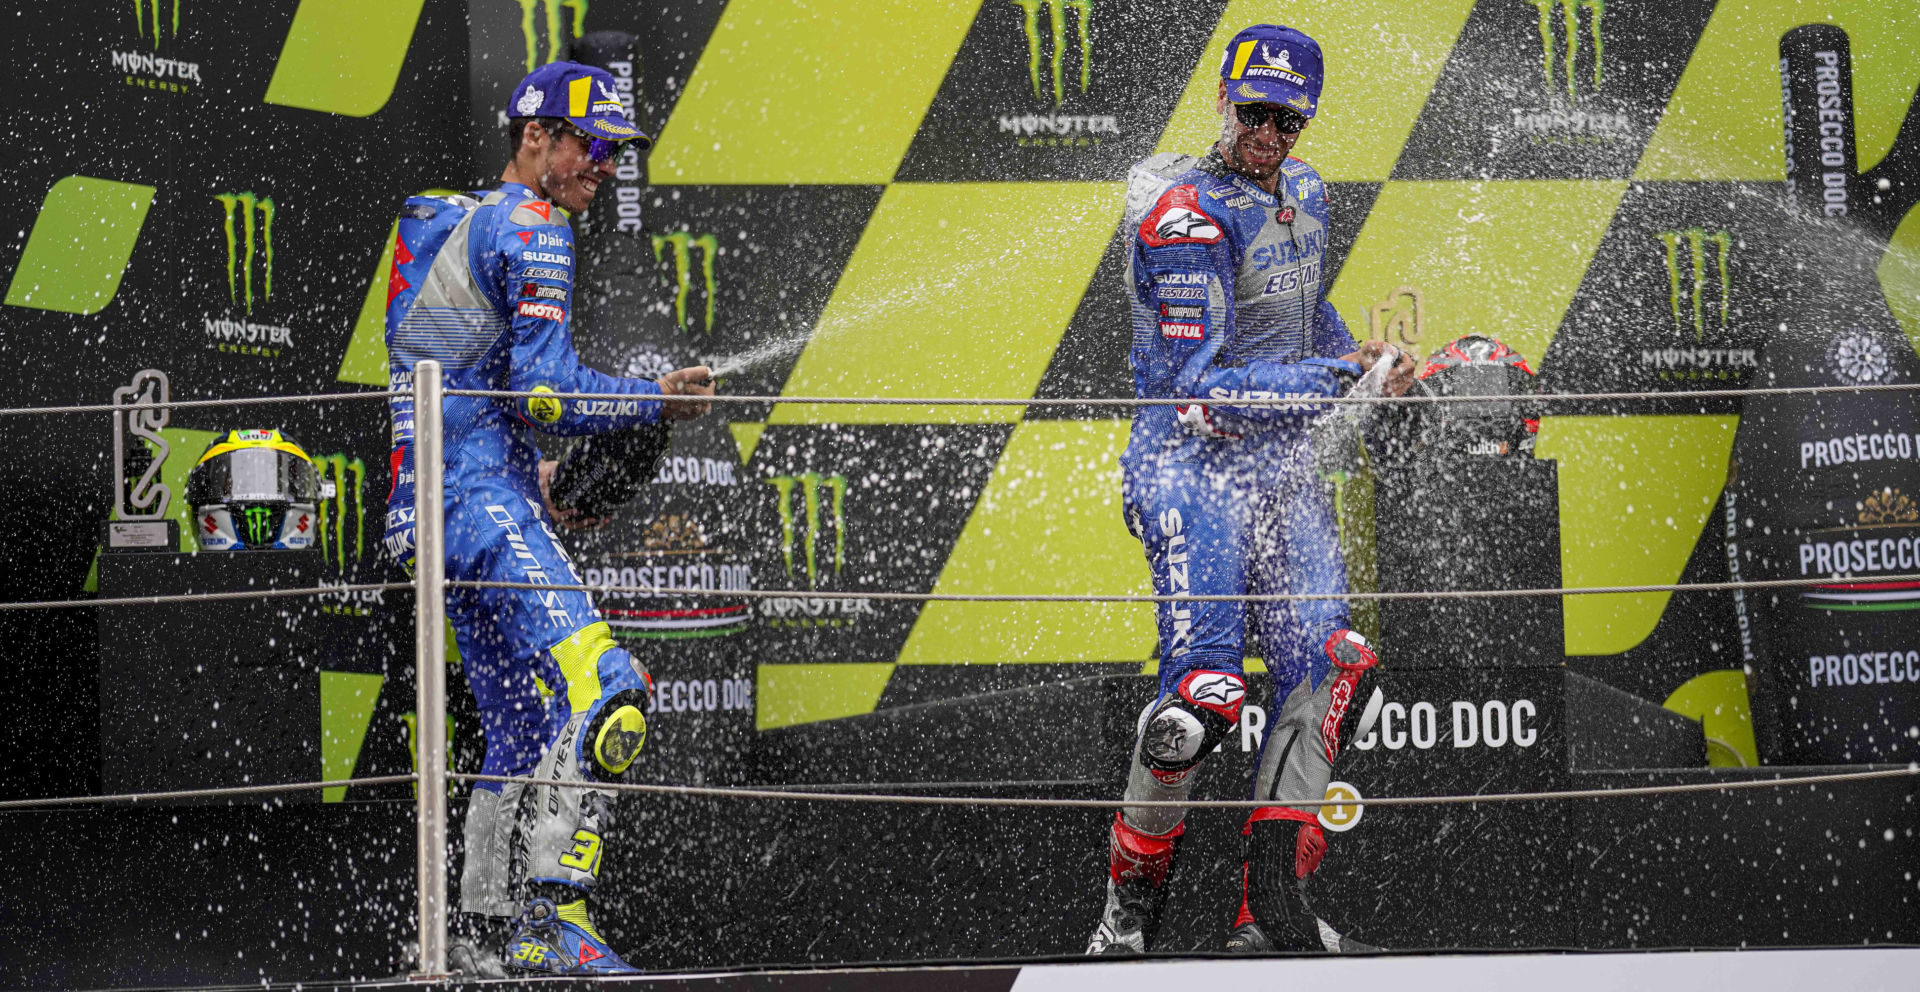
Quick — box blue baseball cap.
[1218,25,1324,118]
[507,61,652,149]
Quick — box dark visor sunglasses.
[1234,103,1308,134]
[545,121,630,163]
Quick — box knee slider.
[583,688,649,780]
[1140,670,1246,775]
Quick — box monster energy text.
[652,233,718,334]
[998,0,1117,146]
[1644,228,1755,380]
[109,0,202,91]
[1510,0,1628,141]
[205,193,293,356]
[765,472,871,628]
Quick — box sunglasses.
[544,121,629,163]
[1233,103,1308,134]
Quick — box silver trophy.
[105,369,178,551]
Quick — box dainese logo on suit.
[204,192,297,359]
[998,0,1117,147]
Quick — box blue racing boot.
[504,897,642,975]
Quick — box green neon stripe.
[320,671,384,803]
[6,177,155,315]
[612,626,748,641]
[1800,601,1920,613]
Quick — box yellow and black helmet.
[185,429,324,550]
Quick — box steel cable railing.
[10,360,1917,979]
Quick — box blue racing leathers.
[1122,149,1358,700]
[382,182,663,915]
[1090,149,1372,955]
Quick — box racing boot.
[504,897,642,975]
[448,912,509,979]
[1231,815,1382,953]
[1086,815,1183,955]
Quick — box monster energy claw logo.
[652,232,717,334]
[1527,0,1603,102]
[133,0,180,49]
[769,472,847,587]
[1012,0,1092,106]
[215,192,274,313]
[317,453,367,569]
[514,0,589,72]
[1657,229,1730,342]
[243,504,275,546]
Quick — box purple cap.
[1218,25,1325,117]
[507,61,651,148]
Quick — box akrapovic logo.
[651,232,718,334]
[768,472,848,587]
[1367,285,1425,351]
[999,0,1117,143]
[317,453,366,572]
[215,192,274,313]
[512,0,588,72]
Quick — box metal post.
[412,360,449,979]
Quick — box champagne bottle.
[1722,25,1920,763]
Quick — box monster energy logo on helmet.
[215,193,274,313]
[513,0,589,72]
[242,504,275,545]
[651,232,718,334]
[768,472,847,587]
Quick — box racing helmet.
[1411,335,1541,457]
[187,429,324,550]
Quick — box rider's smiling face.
[1216,82,1307,191]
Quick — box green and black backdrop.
[4,0,1919,793]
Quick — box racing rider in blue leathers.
[383,61,713,977]
[1087,25,1413,956]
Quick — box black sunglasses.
[1234,103,1308,134]
[543,120,628,163]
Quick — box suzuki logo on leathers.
[1160,508,1193,658]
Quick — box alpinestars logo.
[1510,0,1629,141]
[1827,328,1895,385]
[207,192,294,358]
[999,0,1118,146]
[651,232,718,334]
[513,0,589,72]
[111,0,203,93]
[1156,210,1220,242]
[1643,228,1755,381]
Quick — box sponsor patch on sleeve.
[517,301,566,322]
[1139,185,1224,247]
[521,283,568,301]
[1158,303,1205,319]
[1159,321,1205,340]
[521,266,571,283]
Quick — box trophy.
[104,369,179,551]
